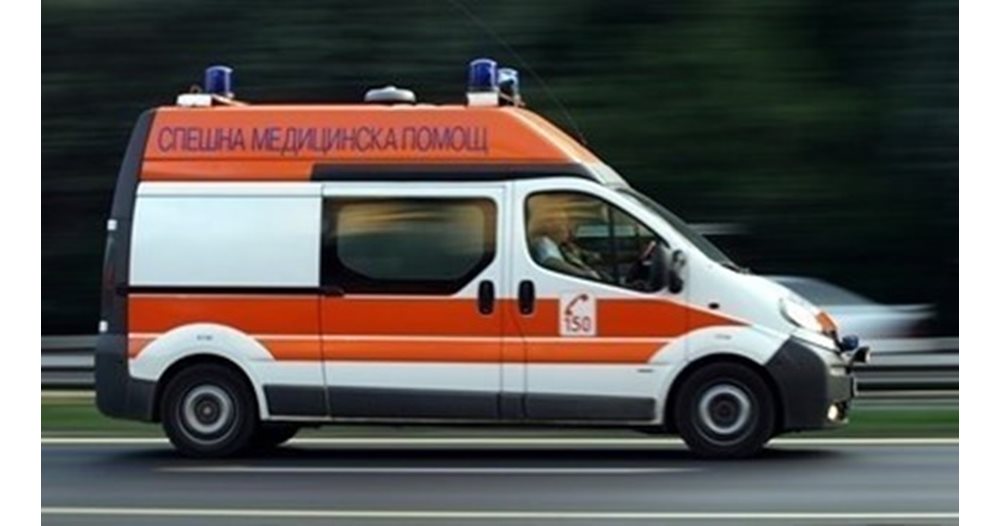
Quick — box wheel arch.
[151,354,261,422]
[130,323,276,421]
[663,352,784,434]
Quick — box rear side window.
[322,198,496,294]
[130,196,321,287]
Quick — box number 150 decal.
[560,292,597,336]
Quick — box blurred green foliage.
[42,0,956,334]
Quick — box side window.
[525,192,663,292]
[323,198,496,294]
[131,196,320,287]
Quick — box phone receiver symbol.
[564,293,590,316]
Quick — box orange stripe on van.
[324,339,500,362]
[129,295,319,335]
[258,337,324,361]
[322,338,665,363]
[127,294,740,362]
[128,334,667,364]
[521,340,668,364]
[320,297,739,338]
[514,298,739,337]
[126,335,323,360]
[128,337,154,358]
[322,297,500,337]
[142,159,315,181]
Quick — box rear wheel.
[161,363,257,458]
[674,362,775,459]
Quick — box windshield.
[617,188,736,266]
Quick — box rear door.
[320,182,506,419]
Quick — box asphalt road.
[42,439,958,526]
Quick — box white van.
[95,62,867,458]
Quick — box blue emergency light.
[498,67,520,102]
[205,65,234,97]
[467,58,498,93]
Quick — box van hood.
[695,266,838,350]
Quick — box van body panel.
[681,326,788,367]
[98,103,855,439]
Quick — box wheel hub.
[698,383,752,436]
[181,384,234,437]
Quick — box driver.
[528,206,605,280]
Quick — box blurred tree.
[42,0,956,334]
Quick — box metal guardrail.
[853,337,959,392]
[41,336,98,388]
[41,335,958,393]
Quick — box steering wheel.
[625,240,658,283]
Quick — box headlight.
[780,296,823,332]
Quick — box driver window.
[525,192,664,292]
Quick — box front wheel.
[674,362,776,459]
[161,363,257,458]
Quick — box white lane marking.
[39,507,959,521]
[159,466,695,475]
[41,437,959,446]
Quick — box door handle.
[518,280,535,315]
[477,280,495,315]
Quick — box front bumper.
[765,337,856,432]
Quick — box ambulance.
[95,60,868,458]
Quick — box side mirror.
[649,246,685,293]
[667,249,686,293]
[648,244,669,291]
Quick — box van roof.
[141,105,601,182]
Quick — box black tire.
[160,363,257,458]
[674,362,775,459]
[250,424,300,451]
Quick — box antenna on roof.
[446,0,589,146]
